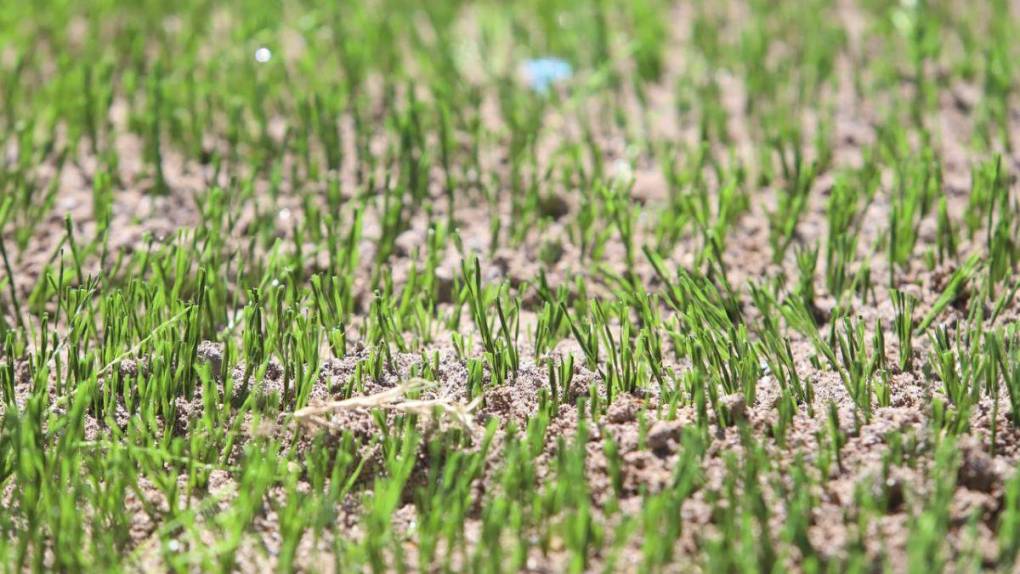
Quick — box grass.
[1,0,1020,571]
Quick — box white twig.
[294,377,481,432]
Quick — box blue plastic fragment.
[522,58,573,93]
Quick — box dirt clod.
[197,340,224,377]
[720,393,747,423]
[647,419,682,453]
[957,437,999,493]
[606,398,639,424]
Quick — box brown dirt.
[4,1,1020,573]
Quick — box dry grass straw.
[294,377,482,432]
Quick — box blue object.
[522,58,573,93]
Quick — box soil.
[3,1,1020,572]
